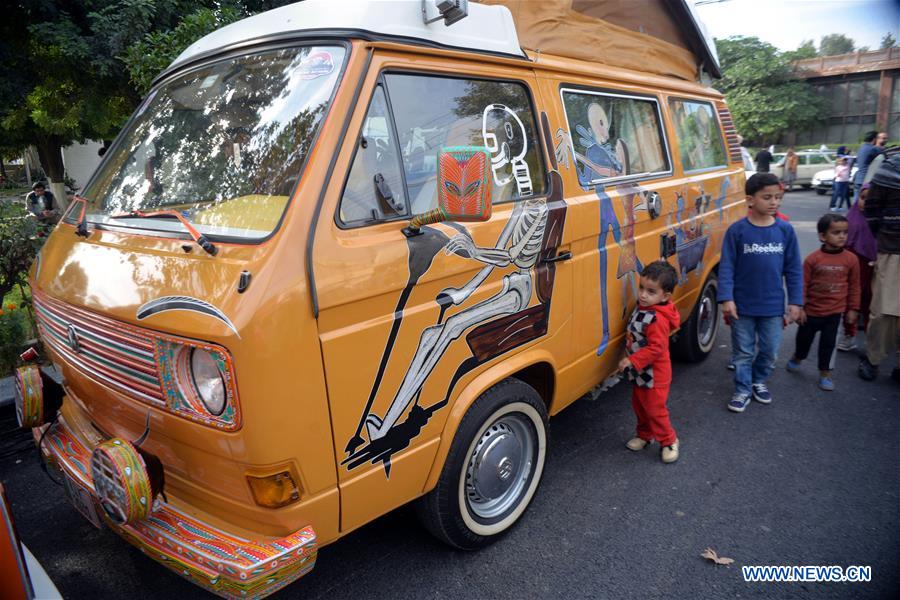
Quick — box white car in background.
[812,165,859,195]
[770,151,834,187]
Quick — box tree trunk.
[0,156,6,180]
[34,136,68,212]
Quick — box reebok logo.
[743,242,784,255]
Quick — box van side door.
[536,77,680,404]
[311,52,573,534]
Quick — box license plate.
[62,472,103,529]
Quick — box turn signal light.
[246,471,300,508]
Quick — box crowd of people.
[620,149,898,465]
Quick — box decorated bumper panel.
[37,417,317,599]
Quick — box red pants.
[632,385,676,446]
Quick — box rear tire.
[816,189,827,195]
[415,378,548,550]
[672,274,719,363]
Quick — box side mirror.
[403,146,492,237]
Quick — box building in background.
[789,47,900,147]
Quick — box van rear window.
[560,89,671,186]
[668,98,728,173]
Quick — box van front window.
[81,45,346,241]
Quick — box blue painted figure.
[573,103,626,356]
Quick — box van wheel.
[415,378,547,550]
[672,274,719,362]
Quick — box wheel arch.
[422,350,557,494]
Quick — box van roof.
[169,0,526,72]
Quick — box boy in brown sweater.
[786,214,860,390]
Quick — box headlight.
[190,348,226,415]
[812,177,821,185]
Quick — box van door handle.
[542,251,572,264]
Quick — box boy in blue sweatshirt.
[719,173,803,412]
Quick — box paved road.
[1,189,898,599]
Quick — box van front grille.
[33,291,165,405]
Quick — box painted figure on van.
[616,184,648,316]
[571,102,631,356]
[668,186,711,282]
[345,107,565,475]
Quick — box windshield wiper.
[110,209,218,256]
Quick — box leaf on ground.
[701,547,735,565]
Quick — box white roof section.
[170,0,525,71]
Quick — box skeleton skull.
[482,104,529,188]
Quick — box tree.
[784,39,817,61]
[0,1,283,206]
[818,33,855,56]
[0,1,182,207]
[881,32,897,49]
[715,36,825,145]
[122,6,247,94]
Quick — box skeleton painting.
[344,106,565,476]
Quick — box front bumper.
[37,413,317,599]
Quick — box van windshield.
[81,45,346,241]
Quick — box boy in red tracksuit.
[617,261,682,463]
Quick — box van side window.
[561,89,670,185]
[340,85,408,224]
[667,98,728,172]
[383,73,546,214]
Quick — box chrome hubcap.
[697,288,717,348]
[465,415,535,520]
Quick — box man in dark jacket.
[858,153,900,383]
[25,182,60,224]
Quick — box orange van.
[14,1,746,597]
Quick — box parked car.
[1,483,62,600]
[770,151,834,187]
[812,165,859,195]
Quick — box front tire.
[415,378,548,550]
[672,274,719,362]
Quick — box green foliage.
[0,201,42,373]
[715,36,825,145]
[783,39,817,61]
[123,6,246,94]
[881,32,897,50]
[0,306,27,376]
[818,33,855,56]
[0,202,46,302]
[0,1,296,185]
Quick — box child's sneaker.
[786,358,802,373]
[625,437,650,451]
[728,393,751,412]
[661,439,679,463]
[836,335,857,352]
[751,382,773,404]
[726,362,735,371]
[818,376,835,391]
